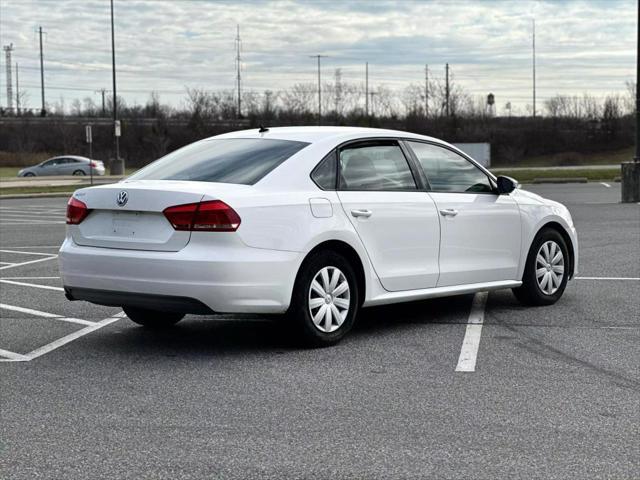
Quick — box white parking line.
[455,291,488,373]
[576,276,640,281]
[0,276,60,279]
[600,182,611,188]
[0,303,96,326]
[0,279,64,292]
[0,262,16,265]
[0,245,60,249]
[0,249,59,256]
[0,312,125,362]
[0,348,30,361]
[0,222,65,226]
[0,303,62,318]
[0,255,57,270]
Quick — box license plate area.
[111,211,141,237]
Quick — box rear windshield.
[128,138,309,185]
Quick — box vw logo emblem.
[116,191,128,207]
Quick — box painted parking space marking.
[600,182,611,188]
[576,276,640,281]
[0,255,58,270]
[0,249,60,256]
[1,276,60,280]
[0,348,30,361]
[0,312,125,363]
[0,303,94,326]
[455,291,488,372]
[0,279,64,291]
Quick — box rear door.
[336,140,440,291]
[405,141,521,287]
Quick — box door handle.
[351,209,372,218]
[439,209,459,217]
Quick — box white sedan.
[60,127,578,346]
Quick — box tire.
[287,250,359,347]
[23,172,35,177]
[513,228,569,306]
[73,170,86,176]
[123,307,185,328]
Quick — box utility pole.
[235,24,242,119]
[445,63,450,117]
[15,62,19,114]
[424,64,429,118]
[620,0,640,202]
[369,90,376,118]
[365,62,369,117]
[39,27,46,115]
[110,0,121,170]
[532,19,536,118]
[3,44,14,112]
[310,54,327,125]
[96,88,107,116]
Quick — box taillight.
[163,200,241,232]
[89,161,97,167]
[66,197,90,225]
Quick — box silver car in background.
[17,156,106,177]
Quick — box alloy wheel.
[536,240,564,295]
[308,266,350,333]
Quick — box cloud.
[0,0,635,112]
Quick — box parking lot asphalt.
[1,183,638,479]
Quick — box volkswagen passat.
[60,127,578,346]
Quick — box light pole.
[621,0,640,202]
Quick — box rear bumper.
[65,287,214,314]
[59,234,302,314]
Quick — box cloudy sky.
[0,0,636,114]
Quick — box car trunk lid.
[70,180,246,251]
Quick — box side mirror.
[496,175,519,194]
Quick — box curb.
[0,192,74,200]
[531,177,589,184]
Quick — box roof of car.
[212,126,440,144]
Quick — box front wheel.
[123,307,185,328]
[513,228,569,306]
[287,251,359,347]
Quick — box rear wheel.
[123,307,184,328]
[513,228,569,306]
[72,169,86,176]
[287,250,359,347]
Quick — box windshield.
[128,138,309,185]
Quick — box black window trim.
[401,138,498,195]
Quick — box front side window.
[128,138,309,185]
[339,143,417,191]
[407,141,493,193]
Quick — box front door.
[336,140,441,291]
[405,140,522,287]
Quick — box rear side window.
[339,142,417,191]
[128,138,309,185]
[311,151,337,190]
